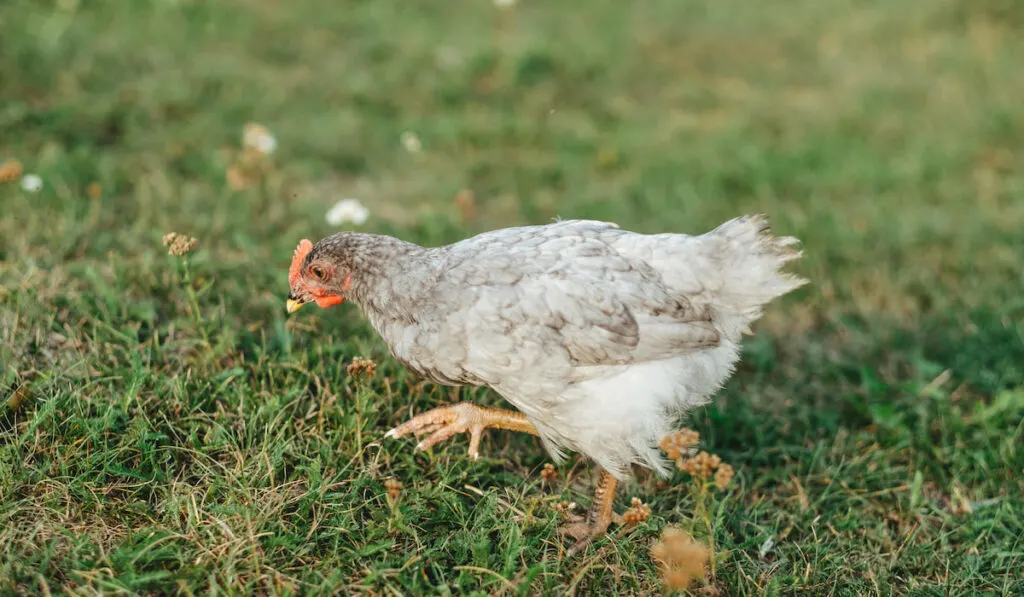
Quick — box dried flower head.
[0,159,24,183]
[347,357,377,378]
[163,232,197,256]
[659,428,700,460]
[87,182,102,199]
[384,478,403,501]
[622,497,652,527]
[225,165,252,191]
[540,463,558,484]
[650,527,709,591]
[326,198,369,226]
[679,451,722,479]
[714,463,735,490]
[553,501,576,517]
[454,188,476,223]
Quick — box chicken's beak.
[286,296,306,314]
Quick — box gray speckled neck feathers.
[309,231,439,318]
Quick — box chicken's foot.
[558,469,620,556]
[385,402,538,459]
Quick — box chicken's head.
[286,238,352,314]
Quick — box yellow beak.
[286,298,305,314]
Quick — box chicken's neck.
[342,234,441,324]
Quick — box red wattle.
[315,295,344,308]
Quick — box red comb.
[288,239,313,287]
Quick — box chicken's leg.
[385,402,538,459]
[558,469,620,556]
[387,406,620,555]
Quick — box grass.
[1,0,1022,594]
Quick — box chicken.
[286,214,806,553]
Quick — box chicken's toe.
[556,519,591,541]
[386,407,458,440]
[415,425,464,452]
[384,402,538,459]
[557,519,610,556]
[466,425,485,459]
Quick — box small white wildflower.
[242,122,277,155]
[254,134,277,154]
[20,174,43,193]
[400,131,422,153]
[326,198,369,226]
[493,0,516,7]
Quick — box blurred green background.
[1,0,1022,595]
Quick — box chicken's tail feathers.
[704,213,807,334]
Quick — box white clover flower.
[326,198,369,226]
[20,174,43,193]
[254,134,277,154]
[243,122,277,155]
[493,0,516,7]
[400,131,422,153]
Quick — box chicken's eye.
[310,265,326,280]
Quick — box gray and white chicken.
[286,214,806,553]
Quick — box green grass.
[1,0,1023,594]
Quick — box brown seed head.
[540,463,558,484]
[346,357,377,378]
[680,451,720,478]
[0,159,24,183]
[714,463,735,490]
[384,478,402,501]
[163,232,197,256]
[226,165,251,190]
[622,497,652,527]
[87,182,102,199]
[453,188,476,222]
[650,527,710,591]
[659,428,700,460]
[553,501,574,516]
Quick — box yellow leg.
[385,402,538,459]
[387,406,621,555]
[558,469,620,556]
